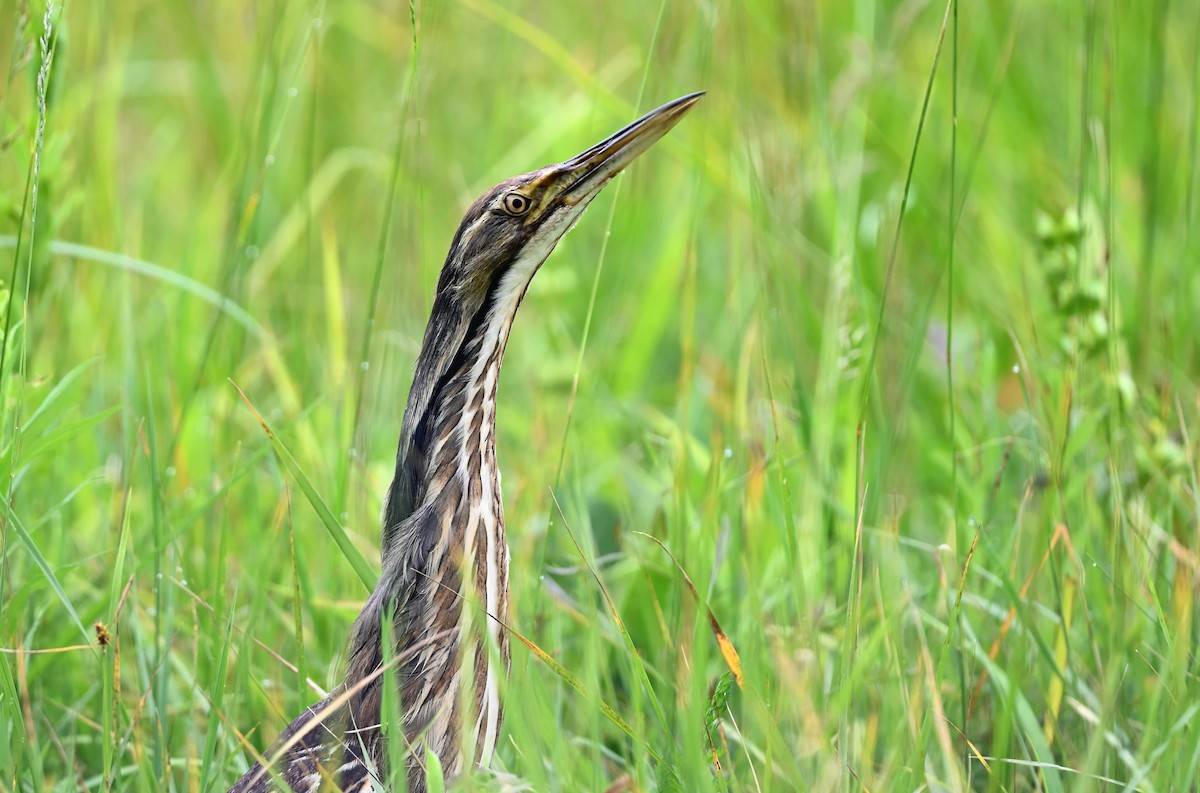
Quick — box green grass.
[2,0,1199,790]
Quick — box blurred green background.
[2,0,1198,790]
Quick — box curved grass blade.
[633,531,743,688]
[508,627,659,764]
[231,381,375,590]
[3,502,90,645]
[0,237,267,340]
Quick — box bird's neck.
[386,293,514,536]
[413,312,510,526]
[385,251,540,545]
[404,309,512,762]
[347,300,513,773]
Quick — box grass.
[2,0,1199,790]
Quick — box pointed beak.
[557,91,705,203]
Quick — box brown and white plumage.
[230,92,702,793]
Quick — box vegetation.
[2,0,1198,790]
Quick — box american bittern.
[231,92,702,792]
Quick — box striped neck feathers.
[382,224,560,548]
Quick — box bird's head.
[435,90,705,321]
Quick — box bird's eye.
[501,193,531,216]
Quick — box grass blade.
[232,381,375,590]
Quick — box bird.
[229,92,702,793]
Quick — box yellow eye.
[501,192,531,216]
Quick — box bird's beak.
[558,91,705,204]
